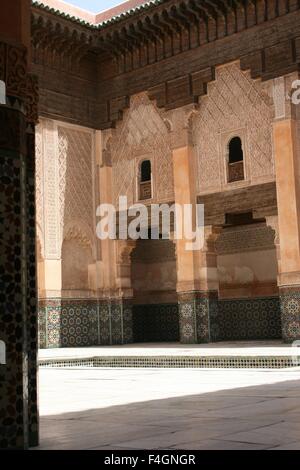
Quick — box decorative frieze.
[216,223,276,255]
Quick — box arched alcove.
[139,159,152,200]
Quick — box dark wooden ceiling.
[31,0,300,129]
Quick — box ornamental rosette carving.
[5,43,27,99]
[0,41,39,124]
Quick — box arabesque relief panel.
[110,93,174,206]
[193,62,275,195]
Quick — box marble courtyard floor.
[36,353,300,450]
[38,340,297,360]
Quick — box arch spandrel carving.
[193,62,275,195]
[63,221,96,259]
[110,92,174,205]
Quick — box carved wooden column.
[272,75,300,342]
[0,0,39,449]
[170,106,221,343]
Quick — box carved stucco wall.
[217,223,278,298]
[58,125,95,244]
[110,64,276,203]
[62,239,93,290]
[110,93,174,206]
[193,62,275,195]
[131,239,177,304]
[35,118,96,280]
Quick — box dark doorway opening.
[131,238,179,342]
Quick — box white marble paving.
[35,366,300,450]
[38,340,298,360]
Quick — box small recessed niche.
[139,159,152,200]
[227,136,245,183]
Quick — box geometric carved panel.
[111,92,174,205]
[58,125,95,246]
[35,120,96,259]
[35,122,44,256]
[216,223,276,255]
[193,62,275,194]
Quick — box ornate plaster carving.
[273,77,286,120]
[216,223,276,255]
[192,62,275,194]
[110,92,174,205]
[35,119,96,260]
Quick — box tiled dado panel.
[39,299,134,348]
[98,300,133,346]
[217,297,281,341]
[39,297,283,347]
[179,292,218,344]
[132,304,179,343]
[280,287,300,342]
[179,293,281,343]
[38,299,98,348]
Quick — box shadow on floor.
[35,376,300,450]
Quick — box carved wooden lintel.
[0,41,27,100]
[0,41,39,126]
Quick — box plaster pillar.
[170,107,221,343]
[35,119,63,349]
[96,130,135,344]
[112,239,136,344]
[272,76,300,341]
[266,215,281,278]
